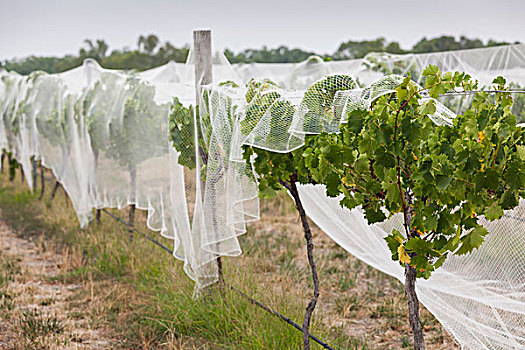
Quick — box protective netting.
[1,44,524,349]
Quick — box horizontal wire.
[98,207,339,350]
[224,282,339,350]
[25,153,346,349]
[389,89,525,100]
[441,89,525,96]
[100,208,174,254]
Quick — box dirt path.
[0,221,114,350]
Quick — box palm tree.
[138,34,159,54]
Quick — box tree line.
[1,34,519,75]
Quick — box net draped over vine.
[0,44,524,349]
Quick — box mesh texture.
[0,44,524,349]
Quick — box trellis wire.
[100,208,173,254]
[443,89,525,95]
[11,127,339,349]
[97,206,338,350]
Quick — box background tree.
[138,34,160,54]
[79,39,109,60]
[225,46,319,63]
[333,37,406,59]
[0,34,518,74]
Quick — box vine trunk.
[128,165,137,243]
[284,174,320,350]
[403,190,425,350]
[39,163,45,200]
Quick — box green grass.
[0,251,19,316]
[0,170,363,349]
[17,309,65,341]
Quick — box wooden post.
[193,30,223,283]
[193,30,213,105]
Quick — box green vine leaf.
[241,66,525,279]
[456,226,489,255]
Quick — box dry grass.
[240,193,459,349]
[0,218,117,349]
[0,166,459,349]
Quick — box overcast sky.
[1,0,524,60]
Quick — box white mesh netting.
[0,43,524,349]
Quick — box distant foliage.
[1,35,518,74]
[1,34,189,75]
[224,46,319,64]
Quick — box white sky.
[1,0,524,60]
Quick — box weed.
[328,249,349,260]
[370,297,405,330]
[0,253,20,288]
[325,265,339,275]
[17,309,65,341]
[67,310,85,320]
[39,297,56,306]
[401,336,412,348]
[334,293,360,318]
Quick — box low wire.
[391,89,525,100]
[99,208,339,350]
[100,208,174,254]
[224,282,339,350]
[441,89,525,96]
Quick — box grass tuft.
[18,309,65,341]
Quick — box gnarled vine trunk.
[283,174,320,350]
[199,146,224,285]
[96,209,101,225]
[403,190,425,350]
[128,204,135,242]
[39,163,45,200]
[51,145,71,201]
[405,263,424,349]
[94,150,101,225]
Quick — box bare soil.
[0,221,114,350]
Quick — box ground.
[0,169,460,349]
[0,221,114,349]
